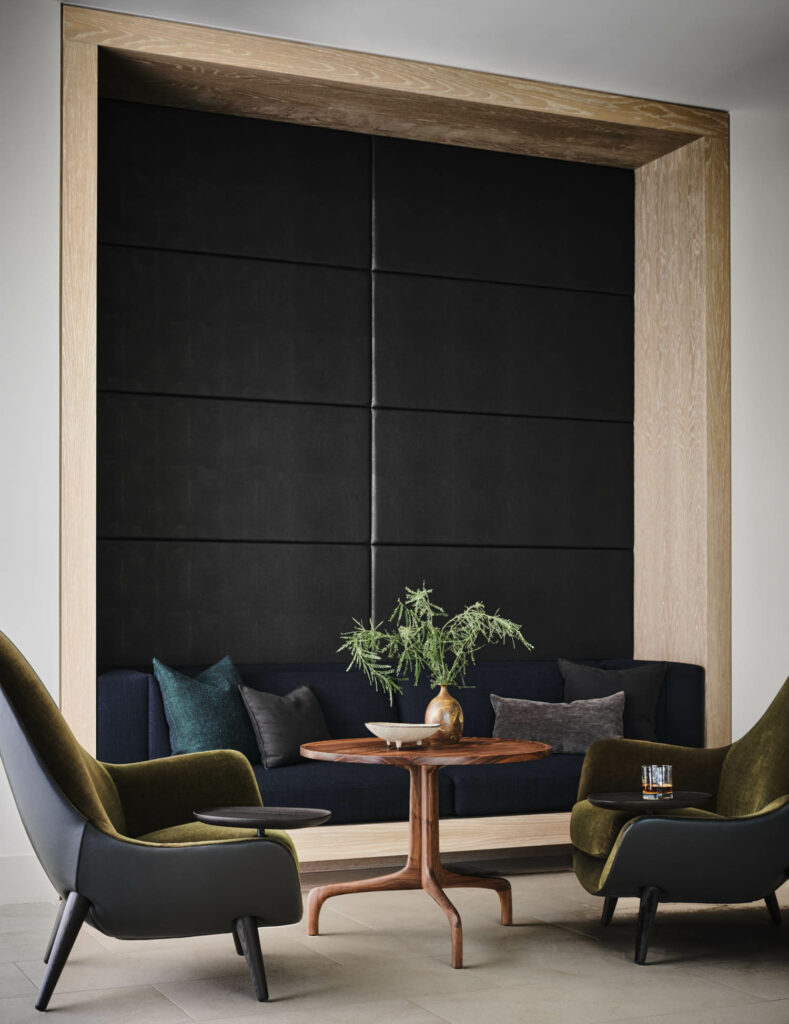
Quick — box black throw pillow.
[558,659,666,741]
[239,684,330,769]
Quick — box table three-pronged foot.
[306,764,515,967]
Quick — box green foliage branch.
[338,583,533,705]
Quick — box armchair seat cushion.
[136,821,298,861]
[571,798,723,860]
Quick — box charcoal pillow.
[491,691,625,754]
[558,659,666,741]
[153,656,259,762]
[240,684,330,769]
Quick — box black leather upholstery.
[97,99,635,671]
[0,690,85,896]
[596,802,789,905]
[0,632,304,1009]
[79,825,301,939]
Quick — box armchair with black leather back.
[571,677,789,964]
[0,631,303,1011]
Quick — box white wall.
[0,0,787,899]
[0,0,62,901]
[730,103,789,738]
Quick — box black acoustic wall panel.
[374,547,633,661]
[99,100,371,266]
[370,133,634,645]
[98,541,370,667]
[98,247,370,405]
[373,273,633,420]
[373,136,634,293]
[98,99,636,671]
[374,410,632,549]
[97,101,372,668]
[98,394,370,543]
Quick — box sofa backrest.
[98,657,705,764]
[98,662,398,763]
[395,659,704,747]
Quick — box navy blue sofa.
[97,659,704,825]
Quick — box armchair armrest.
[577,738,730,804]
[104,749,261,838]
[598,796,789,902]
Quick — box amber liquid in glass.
[642,782,673,800]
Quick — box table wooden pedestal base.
[306,766,511,968]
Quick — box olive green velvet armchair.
[571,677,789,964]
[0,631,302,1011]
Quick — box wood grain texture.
[301,736,551,767]
[305,762,514,967]
[62,8,726,136]
[60,39,98,750]
[62,6,725,169]
[634,135,731,745]
[293,811,572,867]
[703,135,732,748]
[95,50,690,169]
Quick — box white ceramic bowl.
[365,722,440,748]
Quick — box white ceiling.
[69,0,789,111]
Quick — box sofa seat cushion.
[571,798,724,860]
[135,821,298,860]
[253,761,453,825]
[445,754,585,817]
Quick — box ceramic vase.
[424,685,463,744]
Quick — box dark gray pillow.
[558,659,666,741]
[491,691,625,754]
[239,685,330,769]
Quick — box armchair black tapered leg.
[234,917,269,1002]
[43,899,65,964]
[35,891,90,1011]
[232,928,244,955]
[601,896,618,926]
[765,892,782,925]
[635,887,659,965]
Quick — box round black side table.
[587,791,713,813]
[194,805,331,837]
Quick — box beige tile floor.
[2,867,789,1024]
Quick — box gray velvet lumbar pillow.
[239,684,330,769]
[490,691,625,754]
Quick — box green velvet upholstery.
[572,738,729,866]
[717,679,789,817]
[103,750,262,839]
[83,756,127,834]
[576,738,730,806]
[572,677,789,895]
[0,632,122,836]
[571,800,721,860]
[0,631,297,856]
[137,821,299,862]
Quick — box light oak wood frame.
[60,9,730,782]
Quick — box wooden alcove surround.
[60,6,730,863]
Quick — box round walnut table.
[300,736,550,968]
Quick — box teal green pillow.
[153,656,259,763]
